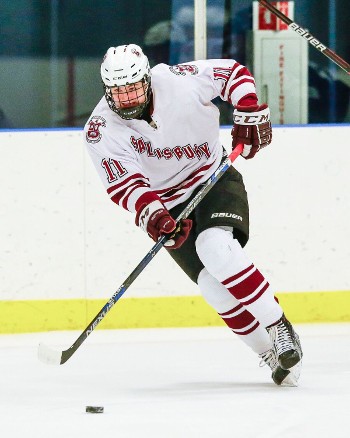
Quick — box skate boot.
[259,349,298,387]
[267,314,303,370]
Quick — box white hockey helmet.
[101,44,151,119]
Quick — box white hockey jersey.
[84,59,257,214]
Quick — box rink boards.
[0,125,349,333]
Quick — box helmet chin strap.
[117,104,146,120]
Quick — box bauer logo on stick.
[289,23,327,51]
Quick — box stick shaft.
[258,0,350,74]
[59,145,243,364]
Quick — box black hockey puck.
[86,406,104,413]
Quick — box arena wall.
[1,125,349,333]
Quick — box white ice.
[1,324,349,438]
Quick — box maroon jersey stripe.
[107,173,148,195]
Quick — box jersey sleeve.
[86,141,159,214]
[193,59,258,107]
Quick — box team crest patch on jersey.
[169,64,199,76]
[86,116,106,144]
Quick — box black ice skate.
[259,349,298,386]
[267,314,303,370]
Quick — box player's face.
[111,81,148,108]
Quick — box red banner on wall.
[258,1,290,30]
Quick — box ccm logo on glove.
[233,108,270,125]
[231,103,272,159]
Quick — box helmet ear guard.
[100,44,152,119]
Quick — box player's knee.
[196,227,248,278]
[196,227,233,265]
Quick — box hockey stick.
[258,0,350,74]
[38,143,244,365]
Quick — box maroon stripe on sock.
[232,320,260,336]
[219,304,242,317]
[221,264,254,286]
[225,269,265,300]
[219,307,255,330]
[243,282,270,305]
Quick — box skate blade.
[280,361,302,387]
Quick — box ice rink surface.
[1,324,349,438]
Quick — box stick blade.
[38,342,63,365]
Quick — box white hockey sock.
[195,227,283,328]
[198,268,271,354]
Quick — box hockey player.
[84,44,302,386]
